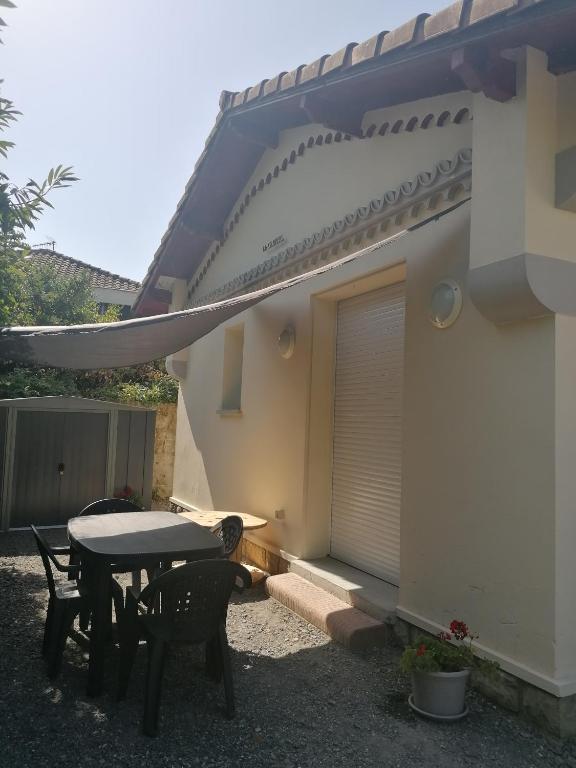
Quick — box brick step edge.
[266,572,390,650]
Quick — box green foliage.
[0,359,178,405]
[74,361,179,405]
[0,365,77,399]
[0,1,16,44]
[400,620,499,676]
[0,242,25,326]
[16,263,119,326]
[401,635,476,674]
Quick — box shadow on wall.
[179,381,215,510]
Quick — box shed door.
[59,412,109,519]
[11,411,108,527]
[330,283,405,584]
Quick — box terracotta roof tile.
[219,90,235,110]
[279,69,298,91]
[299,55,331,85]
[350,31,389,66]
[27,249,139,292]
[423,1,465,40]
[246,80,268,102]
[380,13,430,52]
[469,0,517,25]
[263,72,287,97]
[323,42,358,75]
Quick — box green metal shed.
[0,396,156,529]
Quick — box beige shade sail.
[0,204,463,370]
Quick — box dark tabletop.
[68,510,223,562]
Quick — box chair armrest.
[50,552,80,575]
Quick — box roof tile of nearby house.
[27,249,140,292]
[134,0,575,315]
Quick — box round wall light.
[430,279,463,329]
[278,326,296,358]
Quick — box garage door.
[330,282,405,584]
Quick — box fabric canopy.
[0,203,464,370]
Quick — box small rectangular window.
[221,324,244,412]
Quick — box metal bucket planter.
[409,669,470,721]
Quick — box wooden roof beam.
[451,46,516,103]
[299,93,365,137]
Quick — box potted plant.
[400,619,497,721]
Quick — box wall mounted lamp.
[430,279,463,329]
[277,326,296,358]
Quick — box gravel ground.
[1,530,576,768]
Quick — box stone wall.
[152,403,177,505]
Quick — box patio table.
[68,510,223,696]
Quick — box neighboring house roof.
[133,0,576,316]
[27,249,140,293]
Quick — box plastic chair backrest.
[211,515,244,558]
[139,559,251,644]
[78,498,142,516]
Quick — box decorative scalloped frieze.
[188,148,472,308]
[187,107,472,301]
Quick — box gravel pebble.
[1,530,574,768]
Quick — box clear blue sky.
[3,0,448,281]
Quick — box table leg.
[87,561,112,697]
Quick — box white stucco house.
[133,0,576,733]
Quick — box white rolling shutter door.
[330,283,405,584]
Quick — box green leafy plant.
[400,620,499,675]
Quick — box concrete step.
[290,557,398,623]
[265,572,390,650]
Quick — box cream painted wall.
[170,65,576,692]
[470,50,576,269]
[173,199,559,685]
[554,315,576,682]
[191,92,472,303]
[174,289,312,555]
[400,210,556,680]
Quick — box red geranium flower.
[449,620,469,641]
[114,485,134,499]
[416,643,427,657]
